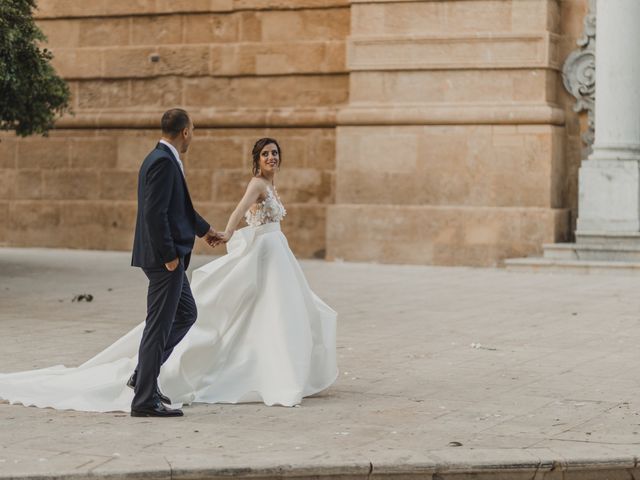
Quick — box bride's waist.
[238,221,281,237]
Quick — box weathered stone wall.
[327,0,587,266]
[0,0,590,266]
[0,0,348,258]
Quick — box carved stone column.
[577,0,640,235]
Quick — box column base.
[577,158,640,233]
[326,204,570,267]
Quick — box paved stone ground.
[1,247,640,479]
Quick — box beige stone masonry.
[35,0,349,18]
[348,33,560,71]
[49,42,346,79]
[326,204,570,267]
[335,125,564,208]
[349,69,559,104]
[1,0,589,266]
[337,104,565,126]
[350,0,559,35]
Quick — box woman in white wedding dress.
[0,138,338,412]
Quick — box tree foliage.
[0,0,70,137]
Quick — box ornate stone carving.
[562,0,596,149]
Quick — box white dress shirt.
[159,139,185,177]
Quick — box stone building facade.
[0,0,590,266]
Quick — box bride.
[0,138,338,413]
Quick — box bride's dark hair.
[252,138,282,176]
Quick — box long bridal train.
[0,223,338,412]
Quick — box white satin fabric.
[0,222,338,412]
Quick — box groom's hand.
[204,227,223,247]
[165,257,179,271]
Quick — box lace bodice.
[244,186,287,227]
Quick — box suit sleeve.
[143,157,177,263]
[194,211,210,238]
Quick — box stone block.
[185,169,213,202]
[77,80,131,109]
[8,201,65,247]
[103,47,156,78]
[257,8,349,42]
[0,138,17,168]
[185,137,246,170]
[13,170,43,200]
[351,1,512,36]
[104,201,137,251]
[212,41,345,76]
[42,170,100,200]
[183,75,348,108]
[277,168,331,203]
[326,204,570,267]
[38,19,80,48]
[100,171,138,201]
[348,34,557,71]
[238,11,262,42]
[100,0,155,16]
[335,125,563,208]
[183,13,239,44]
[17,138,69,169]
[79,18,130,46]
[117,135,159,170]
[281,204,327,258]
[35,0,96,18]
[0,170,15,200]
[212,169,247,202]
[156,45,210,76]
[349,69,553,105]
[59,201,108,249]
[131,15,182,45]
[0,201,7,244]
[155,0,229,14]
[49,48,104,79]
[511,0,557,33]
[130,77,183,108]
[559,0,589,40]
[70,138,118,169]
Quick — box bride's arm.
[222,179,265,241]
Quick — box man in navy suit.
[130,108,221,417]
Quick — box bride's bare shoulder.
[246,177,269,201]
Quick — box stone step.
[504,257,640,275]
[542,242,640,261]
[576,231,640,246]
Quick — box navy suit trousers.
[132,257,197,409]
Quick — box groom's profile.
[129,108,221,417]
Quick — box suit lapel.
[155,143,194,208]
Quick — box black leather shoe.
[127,372,172,405]
[131,402,183,418]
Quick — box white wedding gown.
[0,187,338,412]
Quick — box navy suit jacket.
[131,143,210,268]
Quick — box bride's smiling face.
[259,143,280,174]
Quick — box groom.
[130,108,221,417]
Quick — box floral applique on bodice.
[244,186,287,227]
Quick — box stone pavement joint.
[1,248,640,479]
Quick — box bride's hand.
[220,231,232,243]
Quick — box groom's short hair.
[161,108,190,137]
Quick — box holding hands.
[204,227,228,248]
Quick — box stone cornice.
[55,108,339,129]
[348,33,561,71]
[53,104,565,129]
[337,104,565,126]
[34,0,349,19]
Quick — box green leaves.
[0,0,71,137]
